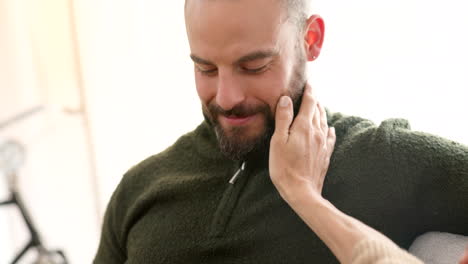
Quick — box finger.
[319,102,328,132]
[297,84,317,123]
[313,101,321,131]
[291,84,317,132]
[273,96,293,142]
[322,127,336,170]
[327,127,336,155]
[320,127,336,183]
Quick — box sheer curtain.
[0,0,99,263]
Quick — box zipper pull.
[229,162,245,184]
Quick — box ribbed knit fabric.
[351,238,423,264]
[351,239,423,264]
[94,110,468,264]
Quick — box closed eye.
[196,65,218,76]
[242,64,269,74]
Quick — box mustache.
[207,102,270,118]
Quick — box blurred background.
[0,0,467,263]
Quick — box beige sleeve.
[351,238,424,264]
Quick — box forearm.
[287,188,394,264]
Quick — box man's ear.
[304,15,325,61]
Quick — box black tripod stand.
[0,178,68,264]
[0,107,68,263]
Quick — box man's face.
[185,0,307,160]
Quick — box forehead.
[185,0,292,63]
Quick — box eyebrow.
[190,54,214,65]
[190,49,279,66]
[235,50,279,64]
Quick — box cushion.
[409,232,468,264]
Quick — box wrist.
[282,184,327,209]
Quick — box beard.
[202,55,307,161]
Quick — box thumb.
[273,96,293,143]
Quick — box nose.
[215,71,245,111]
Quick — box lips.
[220,114,256,126]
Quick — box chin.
[215,118,273,160]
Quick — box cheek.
[247,67,291,111]
[194,73,216,104]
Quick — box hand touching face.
[269,83,336,202]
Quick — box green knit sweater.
[94,111,468,263]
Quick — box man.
[94,0,468,263]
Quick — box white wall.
[312,0,468,143]
[1,0,467,262]
[0,0,99,263]
[74,0,201,210]
[74,0,468,213]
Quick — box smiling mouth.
[220,114,256,126]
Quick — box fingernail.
[280,96,289,107]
